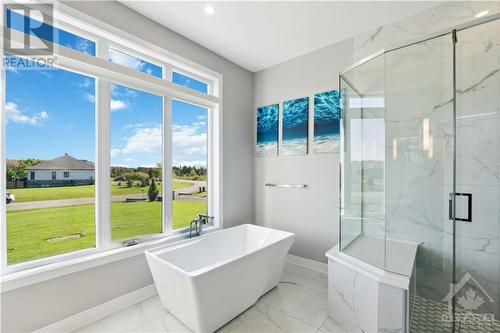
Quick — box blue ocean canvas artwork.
[282,97,309,155]
[314,90,341,153]
[256,104,279,156]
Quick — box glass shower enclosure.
[339,14,500,332]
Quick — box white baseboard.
[286,254,328,274]
[34,284,158,333]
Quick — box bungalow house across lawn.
[27,154,95,187]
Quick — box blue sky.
[5,14,209,168]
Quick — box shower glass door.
[454,19,500,330]
[384,34,455,332]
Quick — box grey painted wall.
[254,39,353,263]
[1,2,254,332]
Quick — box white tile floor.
[76,263,346,333]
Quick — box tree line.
[172,165,207,178]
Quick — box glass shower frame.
[339,12,500,332]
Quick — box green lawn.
[6,200,206,264]
[9,182,191,203]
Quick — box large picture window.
[2,4,221,273]
[110,84,163,240]
[5,64,96,265]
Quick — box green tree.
[6,158,42,180]
[148,178,159,201]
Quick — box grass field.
[9,182,191,203]
[6,200,206,264]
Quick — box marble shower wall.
[352,1,500,64]
[346,0,500,318]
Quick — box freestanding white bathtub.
[145,224,294,332]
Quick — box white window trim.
[0,1,224,275]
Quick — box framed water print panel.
[282,97,309,155]
[313,90,340,153]
[256,104,279,156]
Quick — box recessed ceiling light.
[204,5,215,15]
[475,10,489,18]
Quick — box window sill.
[0,226,221,293]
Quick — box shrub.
[148,178,159,201]
[126,179,133,188]
[122,171,149,183]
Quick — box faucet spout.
[189,214,215,238]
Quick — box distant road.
[174,179,207,195]
[7,193,145,211]
[7,180,208,211]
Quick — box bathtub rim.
[145,224,294,278]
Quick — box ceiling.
[120,1,440,73]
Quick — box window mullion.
[96,39,112,249]
[96,78,111,249]
[163,96,173,232]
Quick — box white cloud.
[84,93,95,103]
[122,126,162,154]
[122,121,159,130]
[83,94,126,111]
[5,102,48,125]
[111,99,127,111]
[109,49,146,72]
[111,148,121,158]
[79,78,93,88]
[111,84,137,98]
[172,123,207,161]
[72,38,94,55]
[112,122,207,167]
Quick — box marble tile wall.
[328,259,406,333]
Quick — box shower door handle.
[449,193,472,222]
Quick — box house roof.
[29,154,95,170]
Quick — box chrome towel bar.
[265,183,307,188]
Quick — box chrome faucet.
[189,214,215,238]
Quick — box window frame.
[0,1,223,274]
